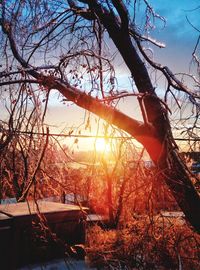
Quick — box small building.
[0,201,87,269]
[191,162,200,174]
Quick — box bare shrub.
[86,218,200,269]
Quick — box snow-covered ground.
[19,258,96,270]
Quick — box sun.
[95,138,110,153]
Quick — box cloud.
[153,0,200,40]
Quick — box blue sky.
[150,0,199,34]
[150,1,200,68]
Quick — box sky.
[42,0,200,152]
[150,0,200,69]
[1,1,198,153]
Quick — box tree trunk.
[158,148,200,232]
[87,1,200,233]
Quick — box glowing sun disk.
[95,138,110,152]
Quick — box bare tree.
[0,57,49,201]
[0,1,200,232]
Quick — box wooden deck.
[0,201,88,269]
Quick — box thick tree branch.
[55,81,154,140]
[111,0,129,30]
[1,17,157,150]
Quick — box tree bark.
[158,149,200,232]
